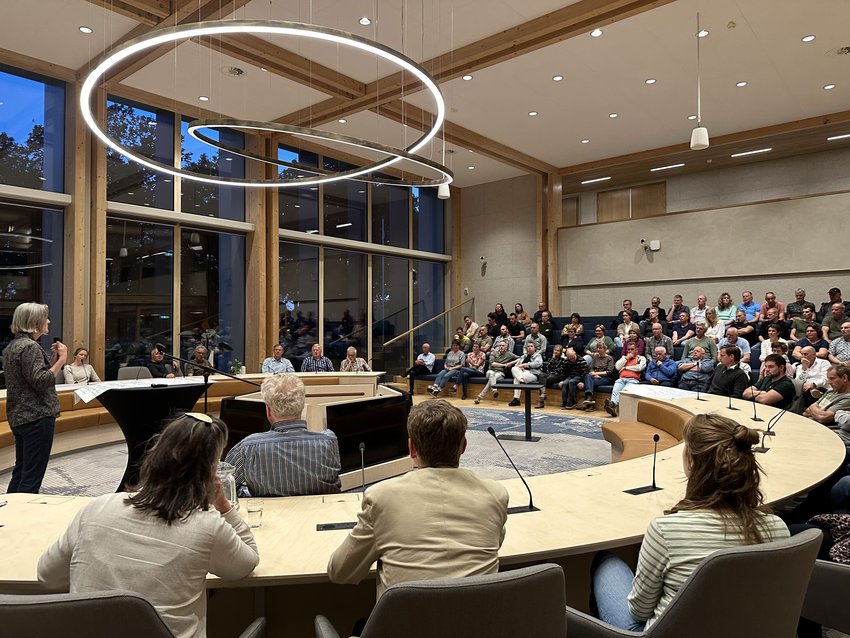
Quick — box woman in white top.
[62,347,101,384]
[703,307,726,343]
[590,413,789,631]
[38,413,259,638]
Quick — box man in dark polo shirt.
[742,354,796,410]
[707,345,750,399]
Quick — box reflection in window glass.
[413,187,444,253]
[323,157,366,241]
[279,242,319,363]
[104,219,173,380]
[0,202,64,380]
[372,182,409,247]
[372,255,409,376]
[278,144,319,233]
[324,249,366,367]
[180,229,245,373]
[106,96,174,210]
[180,117,245,220]
[413,260,445,353]
[0,65,64,192]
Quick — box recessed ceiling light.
[198,95,209,102]
[359,17,371,26]
[581,176,611,184]
[260,67,268,72]
[801,35,816,43]
[552,75,564,82]
[467,165,475,170]
[827,133,850,141]
[730,147,772,158]
[580,139,590,144]
[79,26,93,34]
[650,163,685,172]
[608,113,619,118]
[528,111,539,116]
[590,28,603,38]
[462,74,473,81]
[687,114,698,120]
[337,118,347,123]
[645,78,656,85]
[736,81,748,87]
[697,29,709,38]
[468,149,474,153]
[824,83,836,90]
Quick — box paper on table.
[72,376,210,404]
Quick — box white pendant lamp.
[690,13,710,151]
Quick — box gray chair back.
[801,559,850,633]
[117,366,153,380]
[316,564,566,638]
[0,590,173,638]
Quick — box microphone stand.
[163,352,260,414]
[753,410,785,453]
[750,388,764,422]
[694,357,708,401]
[625,434,663,495]
[487,427,539,514]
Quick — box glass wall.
[323,157,367,241]
[372,255,409,376]
[180,229,245,373]
[278,144,319,233]
[323,248,366,367]
[372,182,409,247]
[279,242,319,364]
[413,259,445,354]
[413,186,444,253]
[0,65,64,192]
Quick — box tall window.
[372,182,409,247]
[278,144,319,233]
[0,65,64,192]
[413,260,445,353]
[413,187,445,253]
[323,248,366,367]
[372,255,409,375]
[323,157,366,241]
[279,242,319,362]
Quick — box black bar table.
[492,382,543,442]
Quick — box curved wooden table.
[0,395,844,636]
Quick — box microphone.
[753,409,786,453]
[750,388,764,422]
[727,388,740,411]
[359,442,366,490]
[487,426,539,514]
[695,358,708,401]
[625,434,664,495]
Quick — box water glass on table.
[245,499,264,528]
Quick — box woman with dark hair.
[62,347,101,384]
[38,413,259,638]
[567,312,585,336]
[514,303,530,327]
[493,303,508,327]
[590,414,789,631]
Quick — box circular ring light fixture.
[80,20,451,188]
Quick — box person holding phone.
[1,302,67,493]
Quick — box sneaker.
[534,399,545,409]
[474,397,482,404]
[604,399,617,417]
[449,384,457,393]
[493,389,499,399]
[508,398,520,407]
[426,385,434,396]
[432,386,441,396]
[564,403,576,410]
[584,401,596,412]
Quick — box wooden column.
[88,89,107,376]
[545,172,563,315]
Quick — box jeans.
[8,416,56,493]
[458,368,483,395]
[433,368,461,389]
[830,476,850,513]
[591,552,646,632]
[611,377,639,405]
[561,374,593,406]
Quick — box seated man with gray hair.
[225,374,341,497]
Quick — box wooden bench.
[602,399,691,462]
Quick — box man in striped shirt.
[225,374,341,497]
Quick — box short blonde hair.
[261,373,305,420]
[10,302,49,335]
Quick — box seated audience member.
[738,290,760,322]
[506,313,526,339]
[707,345,750,399]
[454,327,472,353]
[671,311,695,347]
[682,321,718,361]
[757,291,786,322]
[586,342,615,411]
[715,292,736,324]
[621,299,640,323]
[301,343,335,373]
[786,288,810,319]
[493,303,509,328]
[184,345,211,377]
[514,303,530,327]
[703,307,725,343]
[818,287,850,322]
[742,354,796,409]
[639,307,667,338]
[567,312,585,336]
[757,307,787,341]
[792,346,831,411]
[463,315,479,339]
[644,347,677,387]
[677,346,715,393]
[428,341,466,397]
[690,294,708,324]
[62,347,101,385]
[538,311,556,342]
[641,296,667,323]
[803,365,850,429]
[508,342,544,407]
[645,322,673,356]
[718,327,751,365]
[587,324,616,356]
[538,344,567,408]
[829,322,850,365]
[560,325,586,357]
[457,341,487,398]
[590,414,788,631]
[262,343,294,374]
[402,342,434,394]
[759,325,787,362]
[523,322,547,354]
[667,294,690,325]
[492,324,515,354]
[824,304,849,342]
[559,347,592,410]
[616,311,638,346]
[475,341,518,404]
[485,312,500,338]
[624,326,646,357]
[226,374,341,496]
[474,325,494,353]
[759,341,793,378]
[327,400,508,600]
[38,414,259,638]
[340,347,370,373]
[532,301,548,324]
[789,305,820,342]
[793,323,829,361]
[148,344,179,378]
[605,342,646,417]
[729,309,758,346]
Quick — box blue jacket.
[645,357,678,383]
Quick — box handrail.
[383,298,474,348]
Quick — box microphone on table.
[359,442,366,490]
[751,388,764,422]
[754,408,787,453]
[487,426,539,514]
[694,359,708,401]
[727,391,740,411]
[625,434,663,495]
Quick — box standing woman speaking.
[2,302,67,493]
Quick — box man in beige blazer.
[327,400,508,600]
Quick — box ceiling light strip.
[730,148,772,158]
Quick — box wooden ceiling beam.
[84,0,163,26]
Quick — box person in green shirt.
[742,354,796,410]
